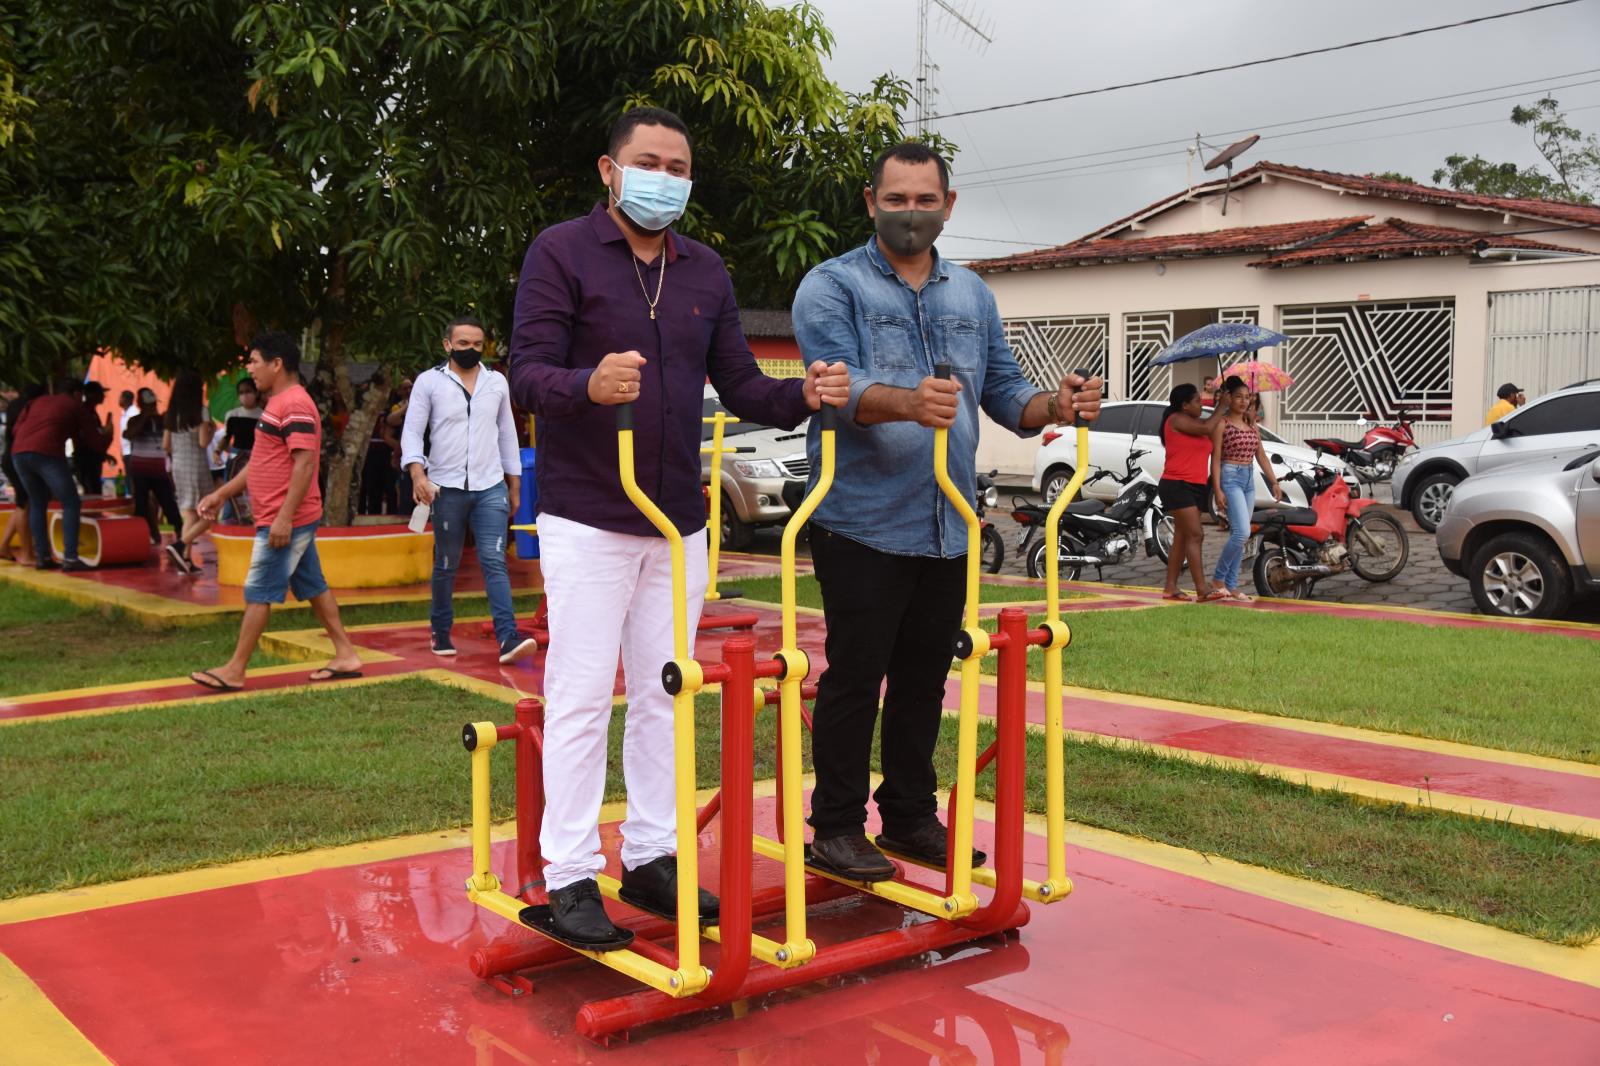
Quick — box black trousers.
[129,466,182,541]
[807,525,966,840]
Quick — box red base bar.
[574,900,1033,1041]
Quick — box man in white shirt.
[401,315,535,662]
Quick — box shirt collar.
[865,235,950,284]
[587,201,687,263]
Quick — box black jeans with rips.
[807,524,966,842]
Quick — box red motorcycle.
[1249,454,1409,599]
[1303,409,1418,486]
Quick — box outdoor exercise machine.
[459,365,1091,1041]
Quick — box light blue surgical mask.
[609,162,692,232]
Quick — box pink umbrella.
[1218,360,1294,393]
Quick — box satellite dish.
[1204,134,1260,172]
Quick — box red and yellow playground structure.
[457,367,1093,1042]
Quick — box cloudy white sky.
[804,0,1600,260]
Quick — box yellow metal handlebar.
[701,410,741,600]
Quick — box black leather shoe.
[548,879,626,946]
[619,855,719,922]
[876,823,986,869]
[807,834,895,882]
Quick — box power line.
[957,79,1600,191]
[925,0,1590,122]
[956,68,1600,180]
[942,233,1058,246]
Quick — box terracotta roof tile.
[1248,217,1592,268]
[968,217,1371,273]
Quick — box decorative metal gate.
[1278,299,1455,443]
[1487,286,1600,398]
[1002,316,1110,393]
[1124,312,1173,402]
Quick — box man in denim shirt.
[793,143,1103,881]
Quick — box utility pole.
[914,0,993,137]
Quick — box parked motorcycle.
[1250,453,1409,599]
[1303,409,1418,485]
[1015,449,1170,580]
[977,470,1004,574]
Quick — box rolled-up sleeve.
[497,381,521,477]
[705,267,809,429]
[508,235,595,417]
[977,288,1042,438]
[399,377,431,471]
[792,270,880,426]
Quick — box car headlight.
[1395,452,1419,471]
[733,459,785,479]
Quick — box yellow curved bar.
[617,422,709,995]
[769,408,838,965]
[700,411,739,601]
[1037,422,1090,899]
[931,417,981,910]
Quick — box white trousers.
[537,512,708,891]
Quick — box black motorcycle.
[1014,449,1169,580]
[978,469,1004,574]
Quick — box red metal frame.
[470,605,1053,1043]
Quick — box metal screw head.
[1038,884,1052,898]
[669,976,679,989]
[776,948,789,962]
[943,899,956,912]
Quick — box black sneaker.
[36,558,60,571]
[618,855,719,922]
[807,834,895,882]
[497,632,537,664]
[60,558,90,573]
[547,879,629,948]
[430,632,457,657]
[875,823,986,869]
[164,542,197,574]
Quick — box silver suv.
[700,387,809,548]
[1391,381,1600,532]
[1436,448,1600,618]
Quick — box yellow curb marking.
[0,952,108,1065]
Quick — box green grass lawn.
[4,676,1593,946]
[733,573,1056,611]
[981,607,1600,764]
[0,585,542,698]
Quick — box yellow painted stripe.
[0,951,111,1064]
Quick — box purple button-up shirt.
[509,204,811,538]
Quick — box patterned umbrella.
[1152,322,1288,366]
[1219,360,1295,393]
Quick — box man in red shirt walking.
[189,332,364,691]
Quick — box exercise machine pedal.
[518,905,636,952]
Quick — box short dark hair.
[250,331,301,375]
[82,381,106,400]
[608,106,692,158]
[236,376,257,392]
[871,142,951,193]
[119,389,135,404]
[443,315,486,342]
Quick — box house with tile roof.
[967,161,1600,477]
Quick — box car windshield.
[701,397,769,439]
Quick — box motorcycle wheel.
[981,524,1005,574]
[1252,544,1309,599]
[1152,509,1174,564]
[1027,536,1083,582]
[1347,511,1409,582]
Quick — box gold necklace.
[631,248,666,321]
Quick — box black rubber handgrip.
[616,403,634,431]
[934,362,952,380]
[820,404,837,431]
[1071,367,1092,427]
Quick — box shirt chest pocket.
[866,313,922,372]
[935,316,982,376]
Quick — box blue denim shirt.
[794,238,1041,559]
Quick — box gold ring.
[618,382,627,394]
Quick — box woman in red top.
[1157,383,1226,601]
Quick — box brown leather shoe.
[808,834,895,882]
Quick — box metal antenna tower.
[914,0,994,136]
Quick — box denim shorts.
[243,522,329,604]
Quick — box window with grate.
[1002,316,1110,394]
[1279,300,1455,421]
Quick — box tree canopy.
[1433,96,1599,204]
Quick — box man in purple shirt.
[509,106,848,948]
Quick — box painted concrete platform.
[2,798,1595,1063]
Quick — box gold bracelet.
[1046,392,1060,424]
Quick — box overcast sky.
[803,0,1600,260]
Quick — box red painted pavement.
[1,800,1594,1062]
